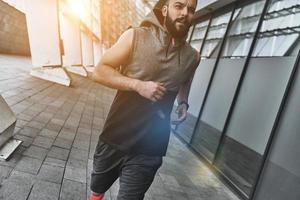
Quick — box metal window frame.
[197,16,212,57]
[285,36,300,56]
[208,0,271,199]
[189,3,237,161]
[174,0,300,199]
[188,14,212,53]
[172,0,273,199]
[199,7,235,59]
[210,0,300,199]
[250,45,300,200]
[211,0,271,163]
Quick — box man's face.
[163,0,197,38]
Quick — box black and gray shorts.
[90,140,163,200]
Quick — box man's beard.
[165,14,190,38]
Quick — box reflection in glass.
[215,57,295,197]
[176,11,232,144]
[190,20,209,51]
[191,59,246,161]
[214,0,300,197]
[201,12,232,58]
[253,0,300,57]
[254,58,300,200]
[174,59,216,143]
[222,1,265,57]
[191,0,265,164]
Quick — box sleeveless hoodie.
[100,10,199,156]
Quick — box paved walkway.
[0,54,240,200]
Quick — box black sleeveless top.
[99,17,198,156]
[100,90,177,156]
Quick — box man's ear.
[162,5,168,17]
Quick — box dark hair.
[165,0,198,6]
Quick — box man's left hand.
[171,104,188,125]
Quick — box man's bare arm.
[92,29,166,102]
[172,77,193,125]
[92,29,137,91]
[176,76,193,105]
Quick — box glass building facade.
[172,0,300,199]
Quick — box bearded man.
[90,0,199,199]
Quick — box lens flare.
[67,0,87,21]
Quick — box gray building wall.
[0,0,30,56]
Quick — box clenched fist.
[134,81,167,102]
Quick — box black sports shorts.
[90,140,163,200]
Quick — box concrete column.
[90,41,102,72]
[25,0,71,86]
[81,32,94,71]
[0,96,21,160]
[60,13,87,76]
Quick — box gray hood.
[140,10,189,63]
[123,5,198,92]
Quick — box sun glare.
[67,0,87,21]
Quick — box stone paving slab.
[22,145,48,160]
[37,164,64,184]
[28,180,61,200]
[0,165,12,184]
[14,156,43,174]
[47,146,70,161]
[60,179,87,200]
[0,55,240,200]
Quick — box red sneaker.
[89,192,104,200]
